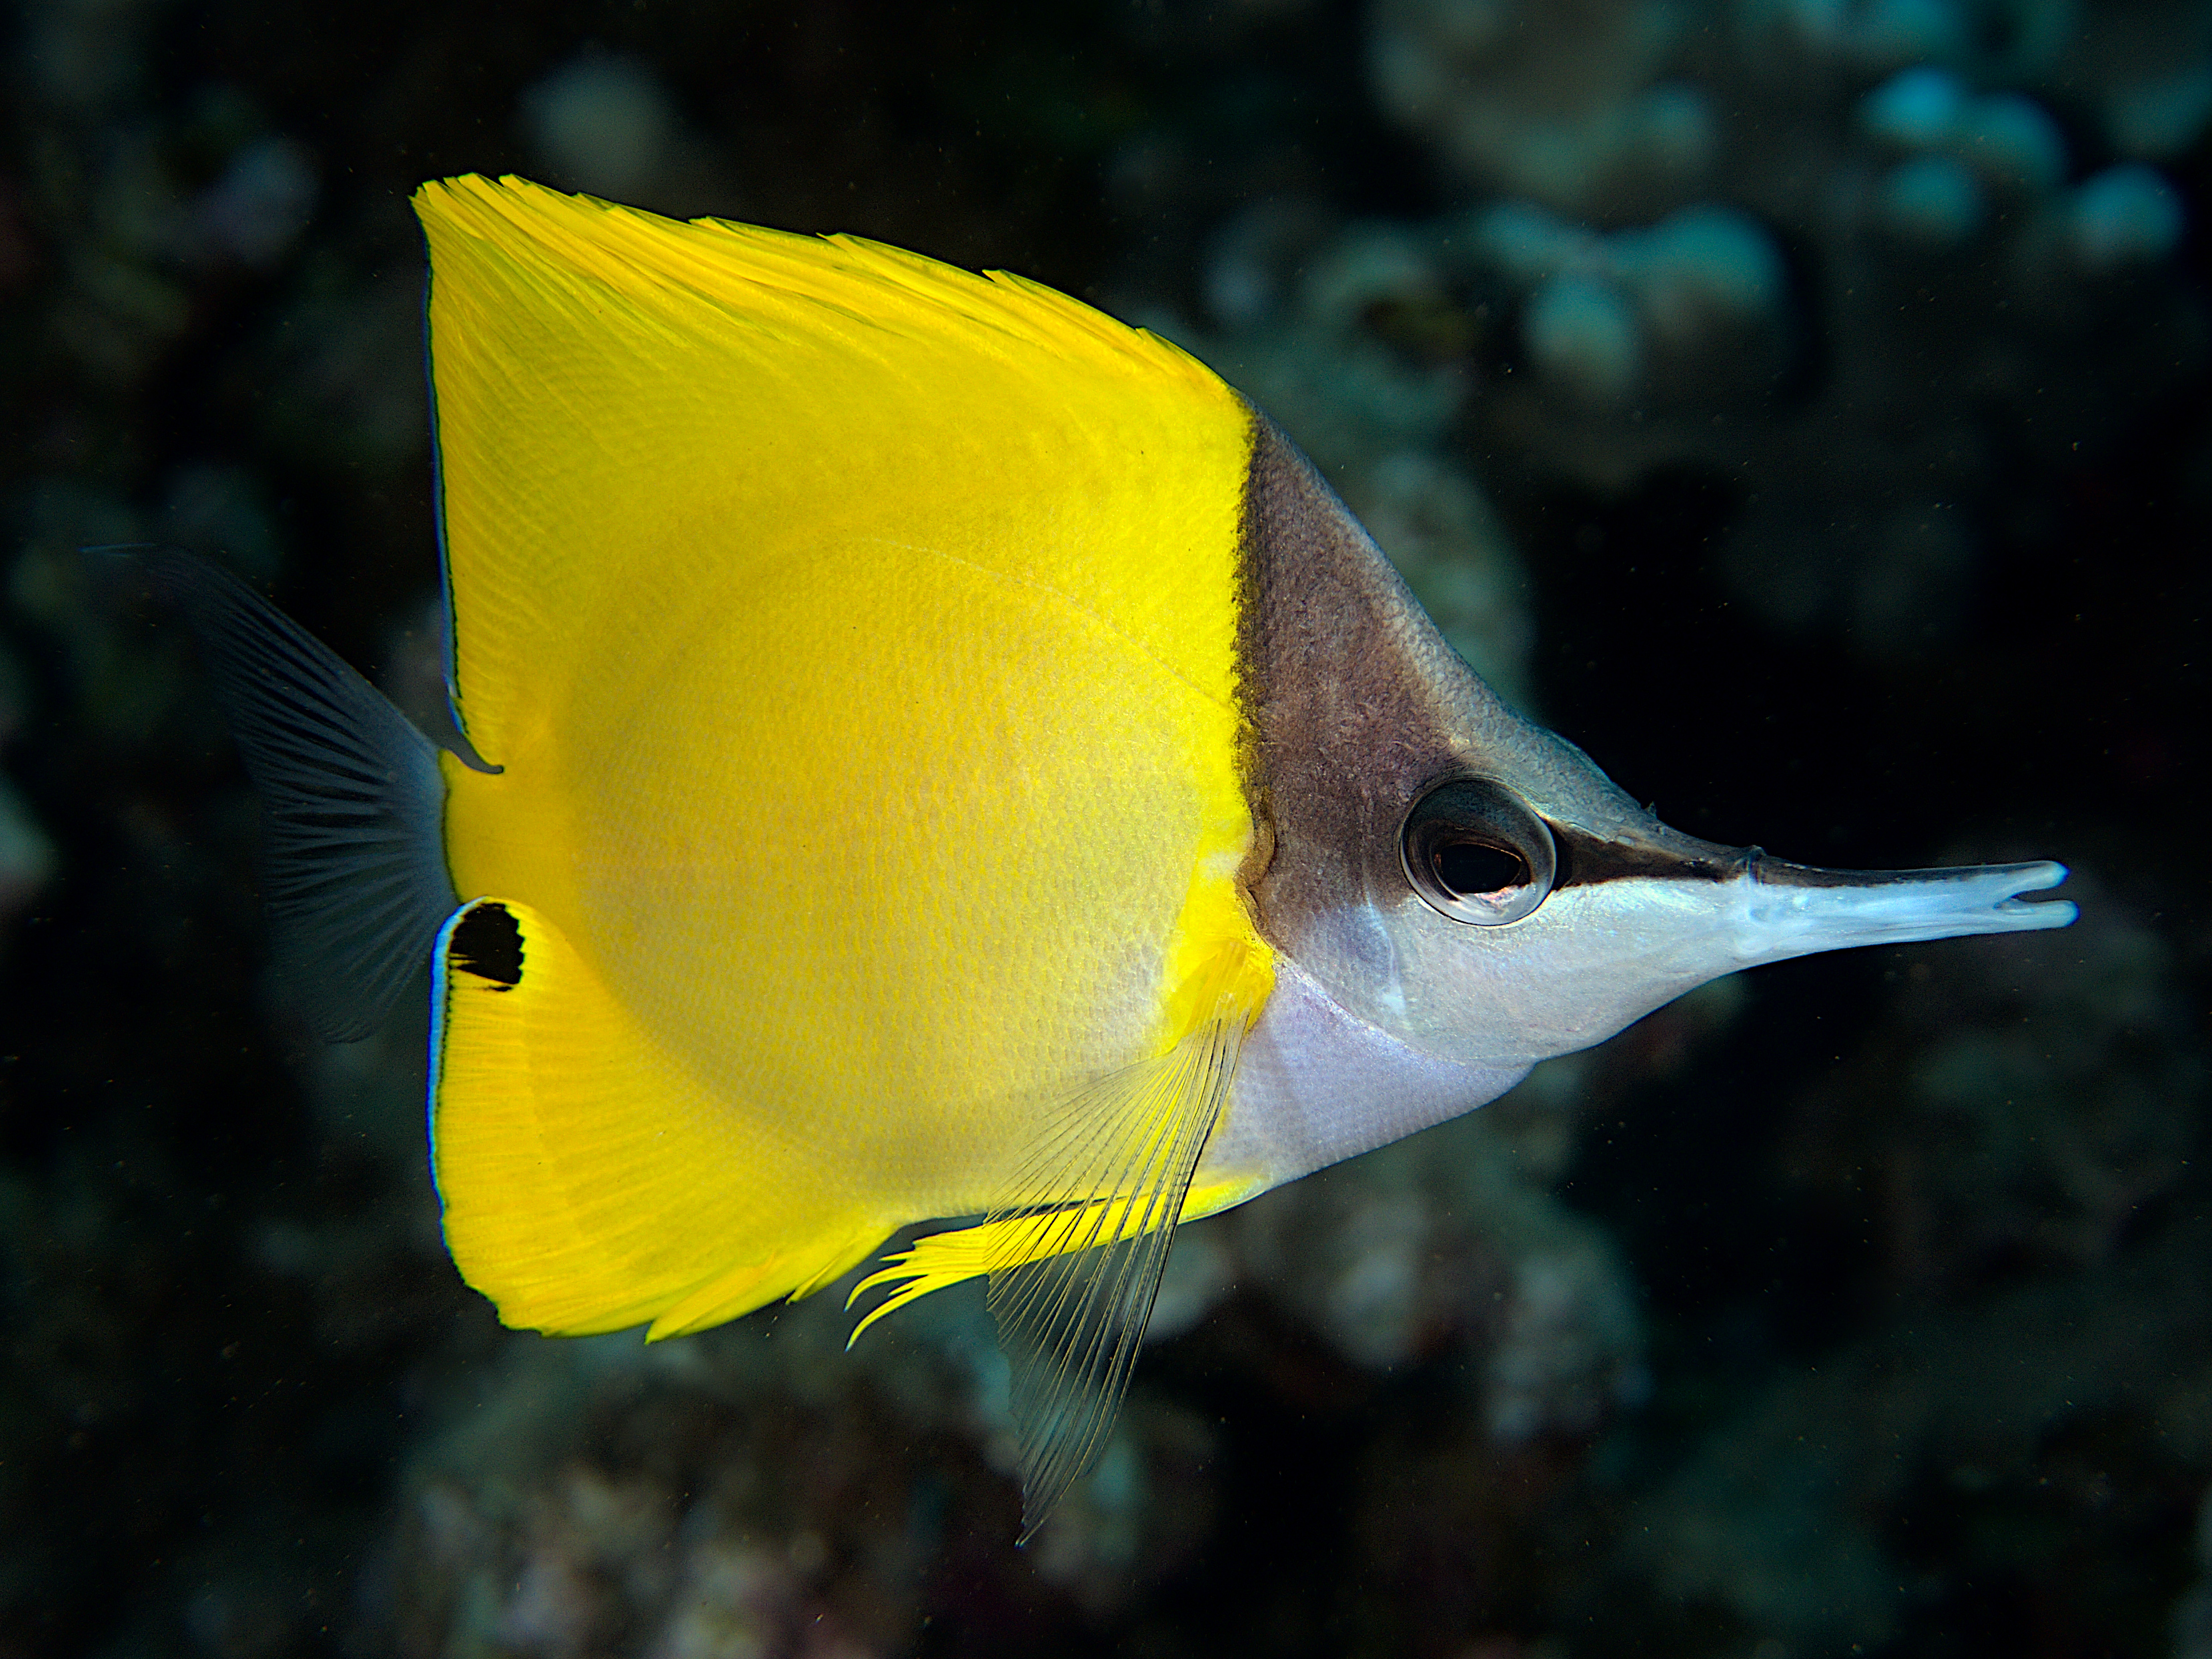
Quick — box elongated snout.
[1334,831,2079,1073]
[1731,854,2076,963]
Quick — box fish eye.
[1400,777,1558,926]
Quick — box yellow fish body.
[152,173,2074,1536]
[419,175,1273,1331]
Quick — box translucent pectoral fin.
[849,949,1268,1541]
[991,1012,1240,1542]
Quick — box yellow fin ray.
[843,1171,1259,1342]
[430,897,888,1339]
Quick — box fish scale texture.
[415,175,1273,1338]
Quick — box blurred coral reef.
[1,1,2206,1656]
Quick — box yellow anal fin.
[430,898,885,1339]
[850,941,1270,1540]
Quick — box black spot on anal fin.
[451,901,523,989]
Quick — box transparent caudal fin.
[121,548,458,1040]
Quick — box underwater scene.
[1,1,2208,1654]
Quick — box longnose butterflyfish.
[151,173,2077,1539]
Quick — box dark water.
[1,2,2207,1655]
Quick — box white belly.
[1199,957,1531,1195]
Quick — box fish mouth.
[1734,853,2077,955]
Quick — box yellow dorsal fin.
[849,939,1272,1538]
[413,174,1249,769]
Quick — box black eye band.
[1399,777,1558,926]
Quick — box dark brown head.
[1234,418,2074,1069]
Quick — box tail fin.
[128,549,458,1040]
